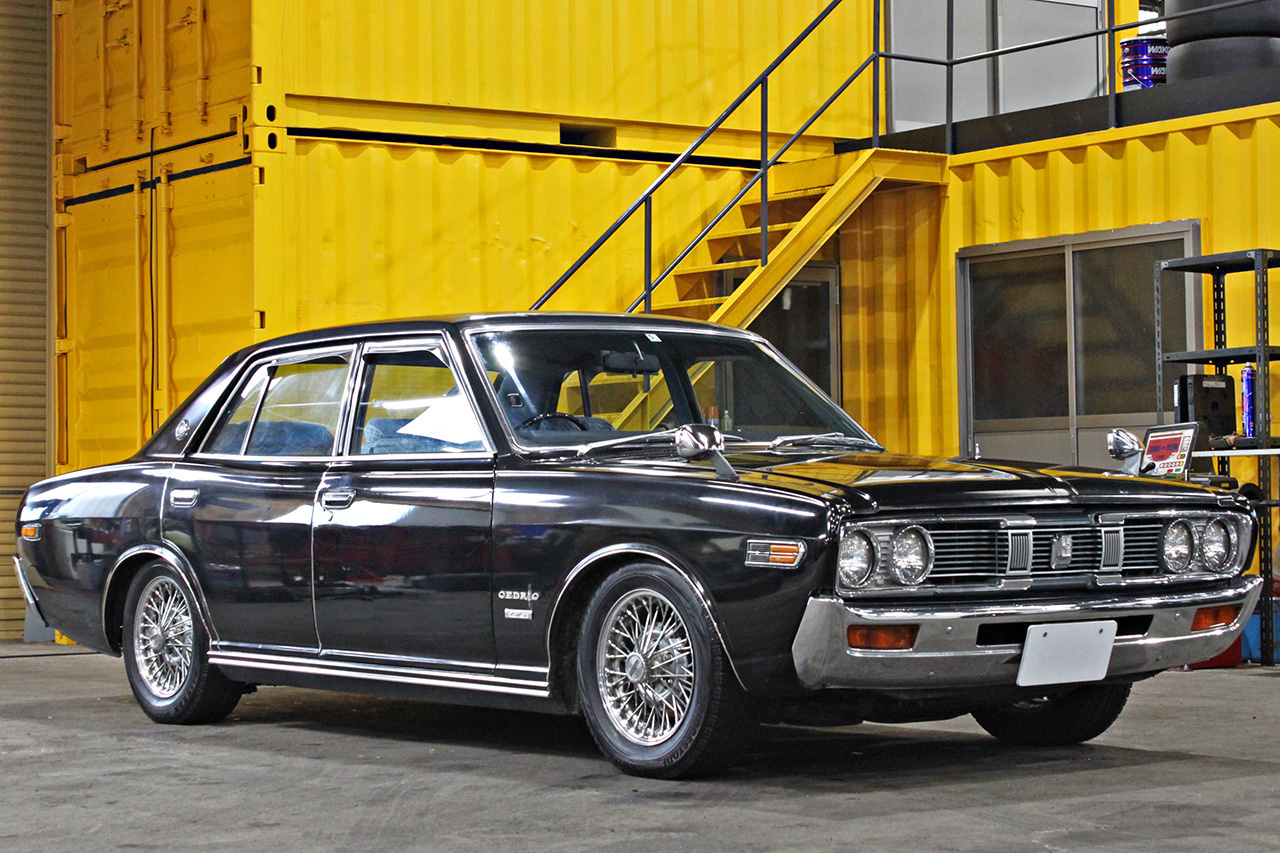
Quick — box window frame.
[956,220,1202,460]
[194,344,359,462]
[341,335,495,460]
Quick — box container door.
[312,339,496,665]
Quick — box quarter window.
[351,348,485,455]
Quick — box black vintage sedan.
[13,313,1262,777]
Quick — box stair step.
[708,222,800,241]
[651,297,727,311]
[673,259,761,278]
[741,186,831,206]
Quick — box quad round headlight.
[1201,518,1234,573]
[1161,520,1195,574]
[837,529,878,589]
[890,526,934,585]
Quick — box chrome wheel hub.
[597,588,694,746]
[133,576,194,700]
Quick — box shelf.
[1193,448,1280,457]
[1162,346,1280,365]
[1160,249,1280,277]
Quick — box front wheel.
[577,563,754,778]
[122,561,244,724]
[971,683,1131,746]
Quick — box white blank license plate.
[1017,621,1118,687]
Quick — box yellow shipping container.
[55,0,874,472]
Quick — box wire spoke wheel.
[132,576,195,700]
[596,588,694,746]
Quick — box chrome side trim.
[208,650,551,699]
[12,555,38,608]
[546,543,745,690]
[101,543,218,646]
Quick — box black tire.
[122,561,244,725]
[1167,35,1280,82]
[576,562,755,778]
[1166,0,1280,47]
[971,683,1131,746]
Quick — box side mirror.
[674,423,723,460]
[1107,428,1142,461]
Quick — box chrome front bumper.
[791,575,1263,690]
[12,555,47,625]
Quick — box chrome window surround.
[460,322,874,456]
[835,509,1254,598]
[194,344,359,461]
[192,336,497,464]
[346,335,496,457]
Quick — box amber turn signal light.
[19,525,39,540]
[1191,604,1242,632]
[847,624,919,650]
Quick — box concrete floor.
[2,643,1277,852]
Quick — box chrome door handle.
[169,488,199,508]
[320,488,356,510]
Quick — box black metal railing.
[530,0,1267,315]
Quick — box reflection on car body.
[14,313,1261,778]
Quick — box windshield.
[470,327,877,450]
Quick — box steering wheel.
[516,412,590,431]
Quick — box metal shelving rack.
[1156,249,1280,667]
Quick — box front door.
[311,337,496,664]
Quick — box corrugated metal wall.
[271,138,749,329]
[840,183,952,456]
[275,0,871,142]
[830,105,1280,463]
[1,0,49,640]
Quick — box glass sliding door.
[960,224,1200,468]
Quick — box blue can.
[1120,36,1169,90]
[1242,363,1256,437]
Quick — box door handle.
[320,488,356,510]
[169,488,199,508]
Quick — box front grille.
[880,514,1232,589]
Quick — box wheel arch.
[544,543,744,711]
[102,543,216,654]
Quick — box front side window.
[351,347,486,455]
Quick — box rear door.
[311,336,496,665]
[164,346,356,650]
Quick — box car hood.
[599,449,1225,514]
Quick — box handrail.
[532,0,1268,316]
[529,0,846,311]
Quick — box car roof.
[232,312,760,360]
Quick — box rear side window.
[351,348,486,455]
[202,351,352,457]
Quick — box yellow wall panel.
[274,0,872,142]
[276,138,748,331]
[840,184,953,458]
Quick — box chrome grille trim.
[839,509,1253,596]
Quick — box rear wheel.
[122,561,244,724]
[971,683,1131,746]
[577,562,754,778]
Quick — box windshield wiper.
[768,432,882,452]
[576,429,746,457]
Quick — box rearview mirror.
[601,350,661,375]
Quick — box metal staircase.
[649,149,947,325]
[529,0,1155,331]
